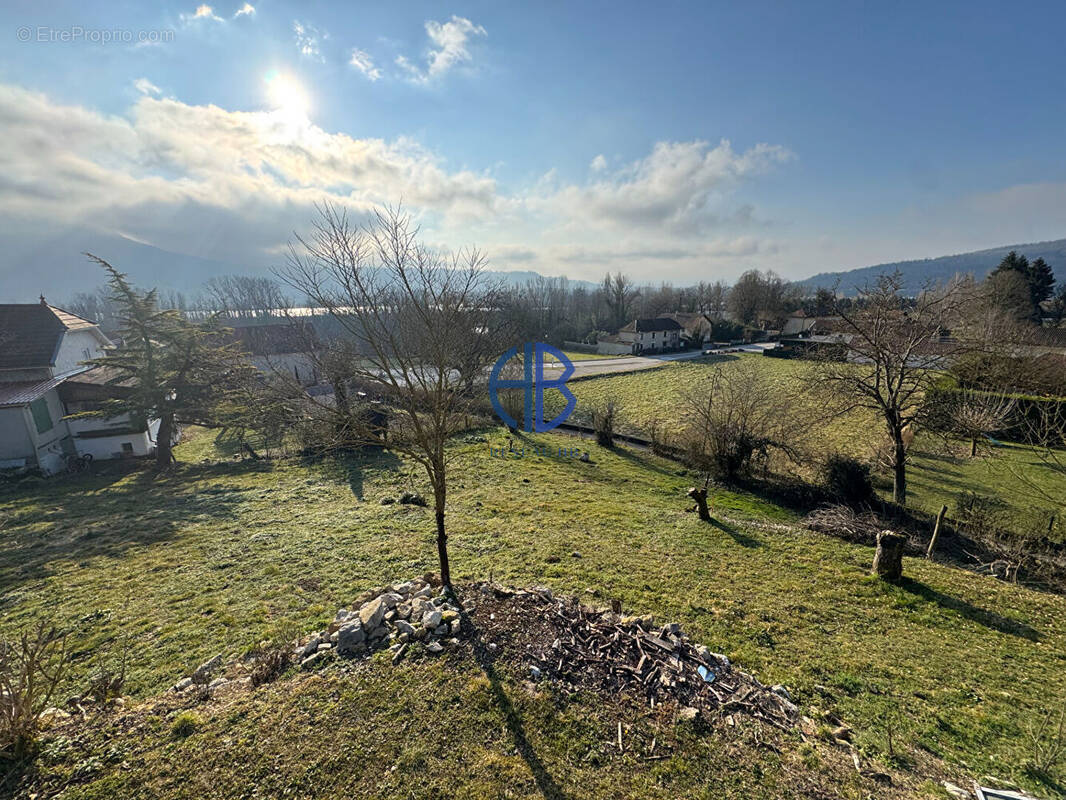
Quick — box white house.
[0,299,162,474]
[616,317,683,354]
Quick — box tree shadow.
[462,613,570,800]
[0,461,262,594]
[304,448,403,501]
[707,517,763,548]
[896,578,1040,641]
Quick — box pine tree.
[1026,257,1055,315]
[77,255,256,467]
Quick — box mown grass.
[551,354,1066,525]
[906,440,1066,535]
[1,427,1065,797]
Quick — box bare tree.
[951,393,1017,457]
[681,360,807,481]
[601,272,639,330]
[810,272,967,506]
[278,204,509,590]
[202,274,289,318]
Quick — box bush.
[589,399,619,448]
[822,455,874,508]
[0,623,70,760]
[170,711,203,739]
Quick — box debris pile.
[171,577,462,692]
[474,583,799,730]
[171,578,798,732]
[295,577,463,669]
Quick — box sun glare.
[264,70,310,122]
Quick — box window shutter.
[29,398,53,434]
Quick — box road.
[541,343,778,379]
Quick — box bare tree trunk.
[155,413,175,468]
[970,437,978,458]
[687,487,711,521]
[432,472,451,590]
[891,428,907,506]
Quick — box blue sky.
[1,0,1064,287]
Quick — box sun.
[264,70,310,122]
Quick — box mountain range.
[800,238,1066,295]
[0,228,596,304]
[0,227,1062,303]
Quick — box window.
[29,397,53,434]
[82,348,92,360]
[121,442,134,453]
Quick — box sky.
[1,0,1065,290]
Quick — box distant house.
[663,312,715,346]
[597,317,682,355]
[782,310,844,337]
[223,321,320,386]
[0,299,162,474]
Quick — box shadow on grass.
[896,577,1041,641]
[0,460,265,593]
[708,517,763,548]
[304,448,404,501]
[464,613,569,800]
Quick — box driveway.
[541,343,777,379]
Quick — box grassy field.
[1,427,1065,797]
[549,354,1066,527]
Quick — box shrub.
[1025,706,1066,777]
[0,623,70,760]
[589,399,619,448]
[250,647,291,687]
[822,455,874,508]
[170,711,203,739]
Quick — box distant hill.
[800,238,1066,295]
[0,228,593,303]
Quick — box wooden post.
[926,504,948,559]
[872,531,906,581]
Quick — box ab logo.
[488,343,577,432]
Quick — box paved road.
[541,343,777,379]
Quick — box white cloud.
[349,49,381,81]
[589,154,607,172]
[535,139,792,234]
[398,16,486,83]
[0,83,797,285]
[0,83,497,265]
[133,78,162,97]
[181,4,223,23]
[293,21,325,60]
[234,3,255,18]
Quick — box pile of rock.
[172,653,228,693]
[294,578,462,670]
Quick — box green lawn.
[1,427,1065,797]
[906,438,1066,537]
[549,353,874,461]
[551,354,1066,526]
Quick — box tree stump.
[687,487,711,522]
[872,531,906,580]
